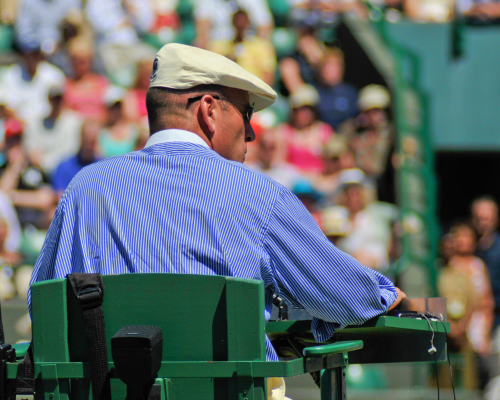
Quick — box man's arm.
[263,188,402,342]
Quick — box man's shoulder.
[71,145,286,193]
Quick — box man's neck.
[146,128,212,149]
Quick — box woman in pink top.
[64,36,109,122]
[276,85,333,176]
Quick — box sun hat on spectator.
[337,168,366,190]
[323,136,348,159]
[358,84,390,112]
[103,85,127,107]
[48,85,64,99]
[149,43,277,112]
[292,178,322,201]
[321,206,351,237]
[289,84,319,109]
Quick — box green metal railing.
[346,5,440,295]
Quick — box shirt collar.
[145,129,211,149]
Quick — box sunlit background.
[0,0,499,398]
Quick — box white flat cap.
[149,43,277,112]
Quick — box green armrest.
[303,340,364,358]
[12,342,30,360]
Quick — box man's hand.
[388,287,407,311]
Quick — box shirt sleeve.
[263,188,397,342]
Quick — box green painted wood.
[31,279,71,399]
[27,274,270,399]
[6,359,309,380]
[40,364,60,400]
[225,278,266,400]
[267,316,449,364]
[266,315,449,334]
[302,341,363,357]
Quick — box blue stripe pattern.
[29,142,397,361]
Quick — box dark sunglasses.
[188,95,254,122]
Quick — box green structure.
[2,274,449,399]
[344,9,439,297]
[4,274,366,400]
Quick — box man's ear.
[198,95,218,139]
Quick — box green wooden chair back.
[30,273,267,399]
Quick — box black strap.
[68,273,111,400]
[0,299,4,345]
[15,343,35,396]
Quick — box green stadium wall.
[385,22,500,150]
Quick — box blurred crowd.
[0,0,496,390]
[0,0,406,344]
[437,197,500,396]
[0,0,412,311]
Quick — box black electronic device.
[111,325,163,400]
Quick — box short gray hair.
[146,84,230,134]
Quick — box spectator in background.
[0,217,21,266]
[0,44,65,122]
[340,84,394,197]
[208,9,277,86]
[404,0,454,22]
[457,0,500,21]
[246,130,302,190]
[0,120,54,229]
[49,12,98,77]
[287,0,367,28]
[0,214,21,301]
[0,191,23,255]
[123,58,153,125]
[439,222,494,389]
[335,168,398,272]
[320,205,351,246]
[64,36,109,123]
[291,178,323,225]
[314,49,358,130]
[280,28,325,94]
[24,85,82,173]
[14,0,81,54]
[52,120,100,199]
[312,136,356,206]
[193,0,273,49]
[98,86,140,158]
[472,197,500,331]
[84,0,156,79]
[275,84,334,177]
[471,196,500,397]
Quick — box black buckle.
[77,287,103,310]
[0,343,16,400]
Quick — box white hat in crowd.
[358,84,391,112]
[149,43,277,112]
[103,85,127,107]
[289,84,319,109]
[337,168,366,191]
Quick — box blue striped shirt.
[30,129,397,361]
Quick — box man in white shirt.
[193,0,274,48]
[0,46,66,122]
[23,86,82,173]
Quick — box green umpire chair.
[5,274,363,399]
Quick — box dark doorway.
[336,21,387,90]
[435,151,500,230]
